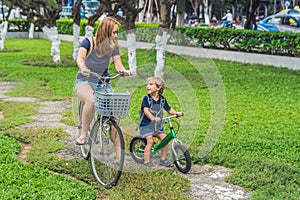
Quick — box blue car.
[256,13,300,33]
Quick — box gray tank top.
[76,39,120,83]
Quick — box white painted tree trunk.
[203,0,210,25]
[155,30,170,77]
[28,23,35,39]
[126,32,137,75]
[0,21,8,50]
[85,25,94,38]
[204,13,210,25]
[138,0,145,22]
[73,23,80,60]
[42,26,61,63]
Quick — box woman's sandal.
[75,137,87,145]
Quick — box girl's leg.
[157,133,168,160]
[76,82,95,144]
[144,135,154,164]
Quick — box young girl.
[139,77,183,167]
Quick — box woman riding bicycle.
[75,17,131,145]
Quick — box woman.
[75,17,131,145]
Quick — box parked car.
[59,0,100,19]
[59,6,72,19]
[256,13,300,33]
[277,7,300,15]
[82,0,99,16]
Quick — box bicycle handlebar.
[80,70,129,82]
[162,112,184,121]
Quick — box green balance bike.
[129,114,191,173]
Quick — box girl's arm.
[144,107,161,122]
[168,108,183,117]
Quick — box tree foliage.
[15,0,63,28]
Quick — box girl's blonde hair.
[95,17,119,57]
[147,76,165,95]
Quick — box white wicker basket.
[94,91,131,116]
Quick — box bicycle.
[129,114,192,173]
[77,70,131,188]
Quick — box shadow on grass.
[19,56,76,68]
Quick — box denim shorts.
[74,78,114,93]
[139,122,164,138]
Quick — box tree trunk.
[85,25,94,38]
[0,21,8,50]
[73,0,82,60]
[138,0,145,22]
[203,0,210,24]
[102,0,144,75]
[28,23,35,39]
[244,0,260,30]
[73,23,81,60]
[42,26,61,63]
[154,0,176,76]
[126,30,137,74]
[155,28,170,77]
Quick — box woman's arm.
[113,55,125,72]
[113,55,131,74]
[76,47,89,71]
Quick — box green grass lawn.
[0,38,299,199]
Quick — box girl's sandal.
[75,137,87,145]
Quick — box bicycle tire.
[89,117,125,188]
[77,101,91,160]
[129,136,147,164]
[172,144,191,174]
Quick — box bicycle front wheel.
[89,117,125,188]
[172,144,192,174]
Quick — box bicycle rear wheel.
[77,101,92,160]
[172,144,191,174]
[89,117,125,188]
[129,136,147,164]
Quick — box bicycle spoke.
[90,118,124,188]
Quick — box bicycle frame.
[152,126,175,152]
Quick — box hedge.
[2,18,299,57]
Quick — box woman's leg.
[76,82,95,143]
[110,117,121,161]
